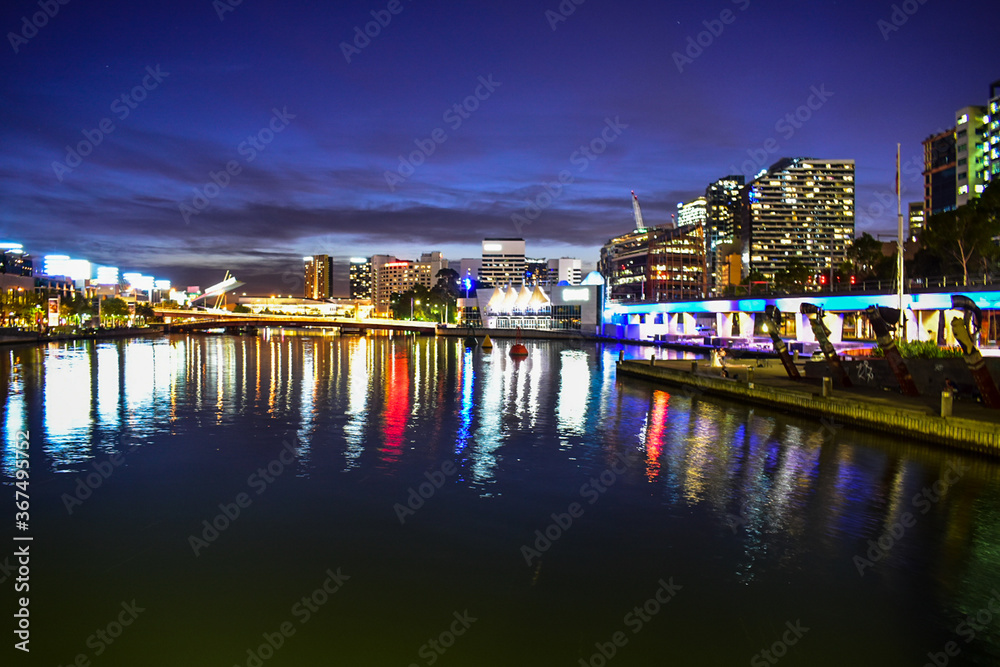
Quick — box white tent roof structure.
[501,286,519,311]
[528,285,551,310]
[486,286,504,311]
[514,285,532,311]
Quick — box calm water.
[3,333,1000,666]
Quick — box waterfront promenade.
[618,358,1000,455]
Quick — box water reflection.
[2,333,1000,584]
[43,343,91,465]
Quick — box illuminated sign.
[561,288,590,302]
[44,255,91,281]
[384,262,410,268]
[96,266,119,285]
[482,243,504,252]
[350,257,368,263]
[47,297,60,327]
[154,279,171,291]
[123,272,155,292]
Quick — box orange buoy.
[509,327,529,357]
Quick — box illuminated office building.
[303,255,332,300]
[599,224,706,303]
[479,238,526,287]
[349,257,372,299]
[371,252,448,313]
[705,175,744,294]
[739,158,855,280]
[923,128,957,216]
[955,105,988,207]
[987,80,1000,183]
[908,202,925,242]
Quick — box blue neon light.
[603,290,1000,320]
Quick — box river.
[2,332,1000,665]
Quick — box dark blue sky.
[1,0,997,293]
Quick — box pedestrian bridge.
[156,309,438,334]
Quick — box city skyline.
[1,0,998,293]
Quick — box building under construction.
[599,192,707,303]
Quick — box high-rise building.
[987,80,1000,184]
[0,243,33,277]
[418,252,449,283]
[739,158,855,280]
[907,202,925,242]
[955,106,988,207]
[547,257,582,285]
[525,258,548,285]
[479,238,526,287]
[374,259,421,313]
[704,175,744,294]
[303,255,332,299]
[599,224,706,302]
[370,252,448,313]
[458,258,482,286]
[923,127,957,216]
[349,257,372,299]
[677,197,707,228]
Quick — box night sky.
[2,0,997,294]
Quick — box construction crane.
[631,190,646,232]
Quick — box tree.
[0,287,43,329]
[135,303,156,323]
[101,297,130,327]
[434,268,461,299]
[920,181,1000,285]
[389,283,456,323]
[847,232,891,282]
[58,293,93,327]
[232,304,251,314]
[772,259,811,292]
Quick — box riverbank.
[0,327,161,346]
[617,358,1000,456]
